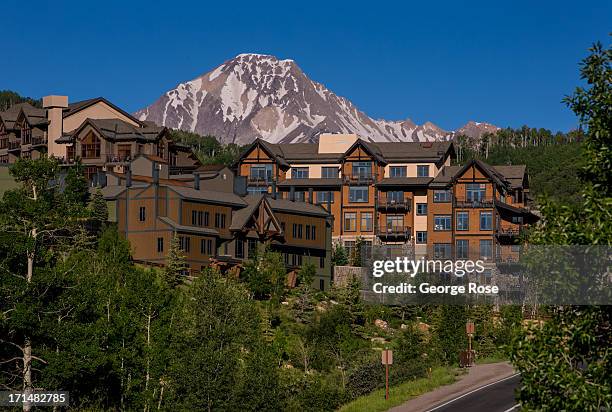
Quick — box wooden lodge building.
[236,133,538,262]
[99,156,333,289]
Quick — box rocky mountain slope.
[135,54,497,144]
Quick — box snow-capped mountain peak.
[135,54,497,144]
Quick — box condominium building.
[236,133,537,261]
[99,155,333,289]
[0,96,199,180]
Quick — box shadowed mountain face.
[135,53,497,144]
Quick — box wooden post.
[382,349,393,400]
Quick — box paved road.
[425,374,520,412]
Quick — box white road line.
[424,373,520,412]
[502,404,520,412]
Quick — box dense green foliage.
[169,129,246,166]
[0,90,42,110]
[509,39,612,411]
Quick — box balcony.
[8,141,21,151]
[453,196,494,208]
[377,195,411,211]
[31,136,47,147]
[377,226,411,241]
[105,154,132,164]
[343,174,374,185]
[247,175,273,186]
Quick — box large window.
[416,231,427,244]
[466,183,486,201]
[250,165,273,181]
[480,211,493,230]
[480,239,493,259]
[291,167,309,179]
[344,213,357,231]
[360,212,373,232]
[292,223,303,239]
[157,237,164,253]
[344,241,355,259]
[139,207,146,222]
[316,191,334,204]
[386,215,404,230]
[351,161,372,178]
[433,243,452,259]
[201,239,214,255]
[389,166,407,177]
[235,240,244,258]
[433,190,452,202]
[349,186,368,203]
[456,211,469,231]
[456,239,469,259]
[81,133,101,159]
[321,167,339,178]
[434,215,452,231]
[416,203,428,215]
[215,213,226,228]
[417,165,430,177]
[179,236,190,253]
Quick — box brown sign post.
[381,349,393,400]
[466,321,475,366]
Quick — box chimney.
[152,162,159,184]
[308,188,313,204]
[126,169,132,187]
[194,173,200,190]
[42,96,68,159]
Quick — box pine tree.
[331,242,348,266]
[89,188,108,232]
[164,234,186,287]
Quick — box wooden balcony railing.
[106,154,132,164]
[377,195,411,211]
[453,197,494,208]
[31,136,47,146]
[8,141,21,150]
[248,175,273,185]
[376,226,411,239]
[343,174,374,185]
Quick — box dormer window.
[81,133,101,158]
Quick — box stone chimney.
[42,96,68,159]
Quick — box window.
[292,224,303,239]
[387,215,404,231]
[201,239,214,255]
[235,240,244,258]
[250,165,273,182]
[294,191,305,202]
[480,239,493,259]
[344,241,355,258]
[321,167,339,178]
[417,165,430,177]
[456,239,469,259]
[316,191,334,204]
[349,186,368,203]
[389,166,407,177]
[434,215,452,231]
[352,161,372,178]
[361,212,373,232]
[466,183,486,202]
[247,186,268,194]
[215,213,226,228]
[81,133,101,158]
[139,207,146,222]
[311,225,316,240]
[511,216,523,224]
[416,231,427,244]
[291,167,309,179]
[433,190,452,202]
[433,243,452,259]
[456,212,469,231]
[319,256,325,268]
[306,224,311,240]
[416,203,428,215]
[204,211,209,226]
[192,210,205,226]
[387,191,404,203]
[179,236,190,253]
[480,211,493,230]
[157,237,164,253]
[344,213,357,231]
[319,279,325,290]
[247,239,257,256]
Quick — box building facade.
[0,96,199,180]
[236,133,537,262]
[100,156,333,290]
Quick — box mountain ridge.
[135,53,498,144]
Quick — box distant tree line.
[0,90,42,111]
[169,129,246,167]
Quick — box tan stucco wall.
[63,102,140,133]
[318,133,358,154]
[287,163,340,178]
[384,162,439,178]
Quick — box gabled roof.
[266,196,330,217]
[431,160,529,191]
[60,118,167,144]
[343,139,386,164]
[15,103,48,128]
[229,194,284,239]
[63,97,143,126]
[492,165,527,189]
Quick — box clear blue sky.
[2,0,610,131]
